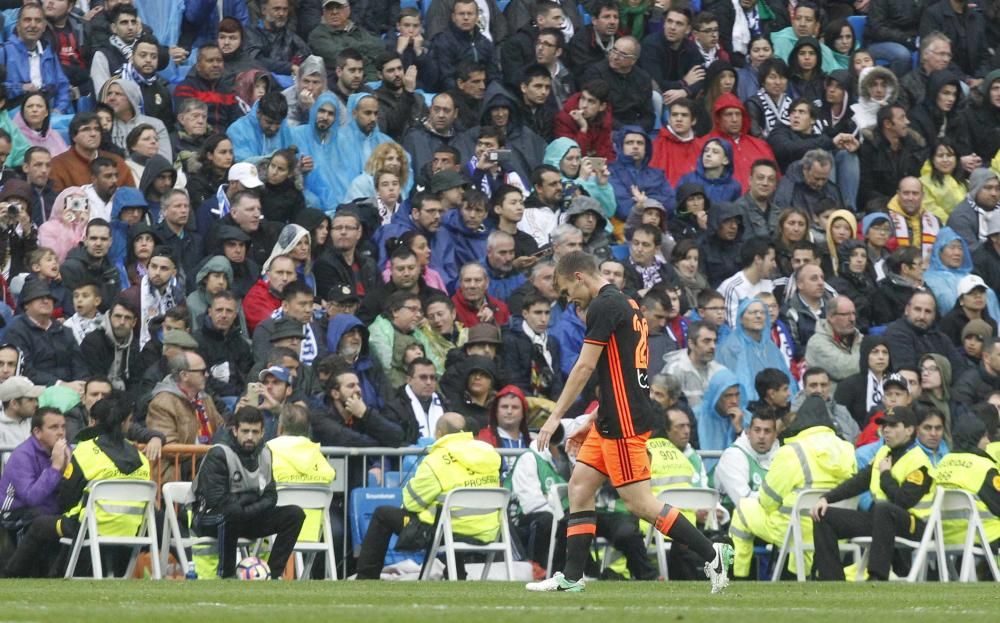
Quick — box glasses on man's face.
[610,48,637,60]
[186,368,208,375]
[920,365,940,374]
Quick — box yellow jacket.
[403,432,501,542]
[267,436,336,541]
[759,426,857,515]
[920,160,966,223]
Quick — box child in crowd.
[680,139,741,204]
[26,247,73,320]
[66,281,104,345]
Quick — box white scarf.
[270,308,320,365]
[406,385,444,439]
[866,371,884,413]
[139,275,177,349]
[521,321,552,368]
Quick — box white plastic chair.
[770,489,861,581]
[276,484,338,580]
[544,483,568,577]
[419,487,515,581]
[61,479,161,579]
[850,494,937,581]
[907,488,1000,582]
[643,488,720,579]
[159,481,253,576]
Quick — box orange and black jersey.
[583,284,655,439]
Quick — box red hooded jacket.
[553,92,616,161]
[650,125,701,187]
[699,92,776,192]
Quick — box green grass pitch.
[0,581,998,622]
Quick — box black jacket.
[919,1,991,78]
[637,32,703,94]
[79,325,141,394]
[204,214,279,270]
[402,122,460,177]
[867,0,920,48]
[870,275,922,328]
[962,81,1000,161]
[309,401,405,448]
[973,241,1000,294]
[582,61,656,132]
[834,334,892,428]
[244,23,311,76]
[153,221,204,282]
[382,384,449,446]
[698,201,745,287]
[194,432,276,522]
[313,246,379,305]
[908,71,971,155]
[375,84,428,142]
[939,305,997,347]
[768,124,836,172]
[500,25,538,91]
[883,316,965,373]
[429,23,499,92]
[59,246,122,313]
[194,318,254,398]
[501,319,565,401]
[5,314,86,385]
[858,127,929,207]
[952,362,1000,407]
[567,25,616,78]
[260,178,307,225]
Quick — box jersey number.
[631,311,649,370]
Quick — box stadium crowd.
[1,0,1000,582]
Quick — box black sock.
[562,511,597,581]
[655,504,716,562]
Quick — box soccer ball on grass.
[236,556,271,580]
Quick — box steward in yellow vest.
[355,412,502,580]
[934,418,1000,546]
[4,398,151,578]
[266,407,336,543]
[812,406,935,581]
[191,408,305,579]
[729,398,855,578]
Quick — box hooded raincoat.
[717,298,798,403]
[542,137,616,220]
[923,226,1000,319]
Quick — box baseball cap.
[323,0,348,6]
[327,283,360,304]
[465,323,502,346]
[874,405,917,427]
[881,372,909,394]
[259,366,292,383]
[0,376,45,402]
[19,280,55,306]
[163,329,199,349]
[228,162,264,189]
[957,274,988,296]
[429,170,469,194]
[270,318,305,342]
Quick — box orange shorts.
[575,425,651,487]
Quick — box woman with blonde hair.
[343,142,413,202]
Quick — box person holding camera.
[463,126,528,199]
[233,366,302,442]
[0,180,39,278]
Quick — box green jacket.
[307,21,385,82]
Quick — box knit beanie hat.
[967,168,1000,199]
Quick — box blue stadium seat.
[847,15,866,47]
[349,487,424,565]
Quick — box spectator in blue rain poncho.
[696,368,748,453]
[923,227,1000,321]
[291,92,349,211]
[716,297,798,404]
